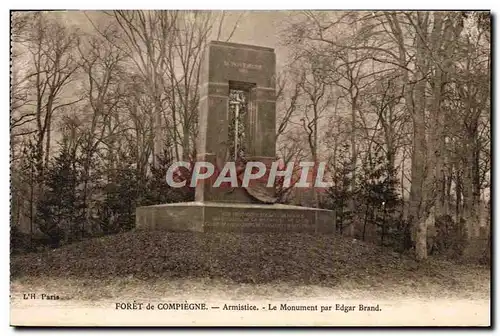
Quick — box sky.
[64,10,293,69]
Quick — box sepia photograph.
[9,9,491,327]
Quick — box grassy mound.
[10,231,489,290]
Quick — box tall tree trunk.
[455,171,462,222]
[407,12,430,261]
[348,94,357,236]
[153,95,163,167]
[44,116,51,171]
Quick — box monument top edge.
[209,40,275,53]
[138,201,332,212]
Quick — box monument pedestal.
[136,202,335,233]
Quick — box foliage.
[11,140,194,253]
[36,140,82,245]
[322,143,354,234]
[358,147,401,249]
[145,149,195,206]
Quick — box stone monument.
[135,41,334,233]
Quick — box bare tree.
[280,11,488,260]
[77,31,127,234]
[21,13,81,175]
[161,11,214,160]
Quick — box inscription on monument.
[224,60,263,71]
[204,208,316,232]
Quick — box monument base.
[135,202,335,233]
